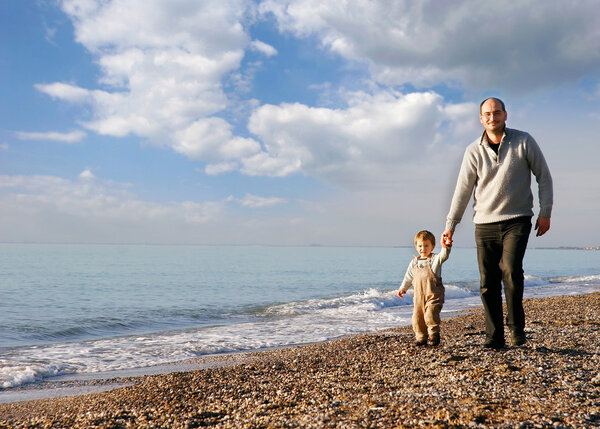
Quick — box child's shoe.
[428,334,440,346]
[415,338,428,346]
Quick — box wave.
[0,364,62,389]
[0,288,417,390]
[1,310,228,347]
[524,274,551,287]
[2,274,599,390]
[261,288,403,317]
[260,283,481,317]
[551,274,600,283]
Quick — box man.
[443,98,553,349]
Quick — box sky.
[1,0,599,247]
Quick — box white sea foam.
[2,276,598,390]
[554,274,600,283]
[0,364,61,389]
[1,287,414,388]
[524,274,551,287]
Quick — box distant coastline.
[534,246,600,251]
[1,242,600,250]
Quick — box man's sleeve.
[446,147,478,231]
[527,136,553,218]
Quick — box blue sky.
[1,0,599,247]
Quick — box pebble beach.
[1,292,599,428]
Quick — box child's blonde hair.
[414,230,436,246]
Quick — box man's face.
[480,99,507,134]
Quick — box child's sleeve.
[431,247,451,277]
[399,259,415,292]
[438,246,451,263]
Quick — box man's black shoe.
[483,339,505,350]
[510,332,526,346]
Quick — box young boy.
[398,230,452,346]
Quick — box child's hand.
[397,289,405,298]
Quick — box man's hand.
[442,230,454,248]
[535,217,551,236]
[398,289,405,298]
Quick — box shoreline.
[0,351,275,405]
[0,310,474,405]
[1,292,599,427]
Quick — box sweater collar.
[480,127,509,146]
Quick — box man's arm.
[527,135,553,226]
[445,146,478,236]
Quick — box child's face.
[415,238,434,258]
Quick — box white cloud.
[34,0,598,194]
[0,174,225,223]
[204,162,239,176]
[260,0,600,91]
[33,0,254,151]
[15,130,87,143]
[243,89,477,187]
[34,82,91,103]
[0,143,9,151]
[0,173,229,243]
[228,193,288,208]
[61,0,251,55]
[78,169,95,180]
[250,40,278,57]
[173,117,261,163]
[0,173,306,244]
[31,0,494,189]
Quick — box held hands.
[535,217,551,237]
[442,230,453,248]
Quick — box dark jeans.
[475,217,532,344]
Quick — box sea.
[1,243,599,395]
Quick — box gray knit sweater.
[446,128,553,231]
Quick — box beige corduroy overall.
[411,257,445,341]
